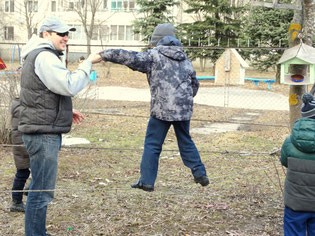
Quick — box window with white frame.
[68,25,86,40]
[51,1,56,12]
[118,25,124,40]
[111,0,121,10]
[65,24,139,42]
[68,1,84,10]
[91,25,98,40]
[134,30,140,41]
[124,0,135,11]
[110,25,138,41]
[5,0,14,12]
[99,25,109,41]
[103,0,107,9]
[69,1,75,10]
[125,26,132,41]
[4,26,14,40]
[110,25,117,40]
[28,1,38,12]
[111,0,135,11]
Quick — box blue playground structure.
[196,75,276,90]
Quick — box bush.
[0,70,20,144]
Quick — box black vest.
[18,48,73,134]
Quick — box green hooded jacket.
[280,117,315,212]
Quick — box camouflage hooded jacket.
[99,36,199,121]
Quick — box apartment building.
[0,1,127,60]
[0,0,249,61]
[2,1,142,47]
[0,0,194,59]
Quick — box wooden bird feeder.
[278,43,315,85]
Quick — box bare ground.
[0,63,289,235]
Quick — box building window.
[109,25,138,41]
[69,2,75,10]
[129,0,135,10]
[110,25,117,40]
[118,25,124,40]
[103,0,107,9]
[68,25,85,40]
[123,0,135,11]
[51,1,56,12]
[111,0,122,10]
[28,1,38,12]
[134,32,140,41]
[4,26,14,40]
[91,25,98,40]
[99,25,109,41]
[111,0,135,11]
[68,1,84,10]
[5,0,14,12]
[126,26,133,41]
[65,24,138,42]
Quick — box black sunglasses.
[56,32,69,37]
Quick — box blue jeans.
[139,116,207,186]
[12,168,30,203]
[284,206,315,236]
[22,134,61,236]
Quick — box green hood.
[291,118,315,153]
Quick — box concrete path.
[67,86,289,145]
[90,86,288,111]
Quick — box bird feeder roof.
[278,43,315,64]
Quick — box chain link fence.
[0,42,300,144]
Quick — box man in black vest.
[18,16,101,236]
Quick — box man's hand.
[73,109,84,124]
[87,53,102,64]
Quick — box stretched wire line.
[81,110,289,128]
[0,144,277,156]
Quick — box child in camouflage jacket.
[98,23,209,192]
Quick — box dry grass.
[0,63,289,235]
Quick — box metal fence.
[0,42,298,131]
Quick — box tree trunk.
[288,0,306,129]
[275,64,281,83]
[303,0,315,46]
[86,37,91,55]
[199,58,205,72]
[305,0,315,94]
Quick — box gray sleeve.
[34,51,92,97]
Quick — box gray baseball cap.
[39,16,76,33]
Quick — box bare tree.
[2,0,47,40]
[70,0,103,54]
[21,0,40,39]
[21,0,49,39]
